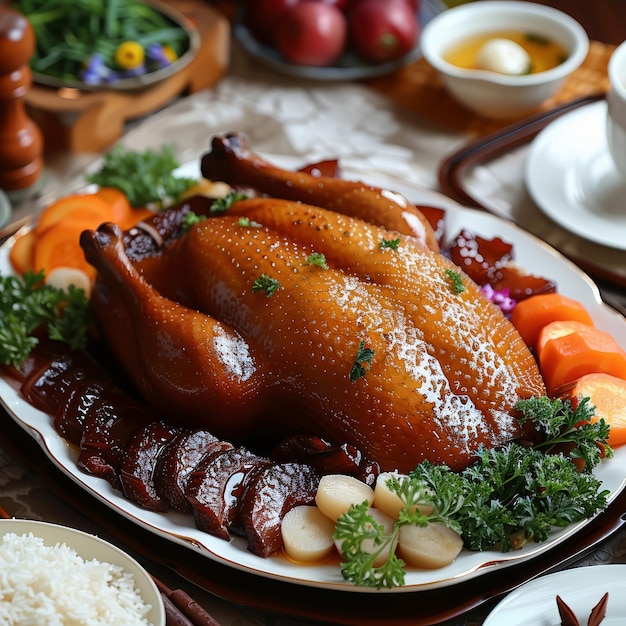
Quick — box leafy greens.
[0,271,92,367]
[333,396,612,588]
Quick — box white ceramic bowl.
[607,40,626,179]
[420,1,589,119]
[0,519,165,626]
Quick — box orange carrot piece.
[33,219,97,280]
[93,187,133,226]
[35,194,115,236]
[539,325,626,396]
[568,373,626,447]
[536,320,597,361]
[9,229,36,275]
[118,206,155,230]
[510,293,594,350]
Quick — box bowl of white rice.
[0,519,165,625]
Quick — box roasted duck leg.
[200,132,440,252]
[81,196,545,472]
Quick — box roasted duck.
[79,135,545,473]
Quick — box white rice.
[0,532,153,625]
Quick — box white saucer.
[525,100,626,250]
[484,564,626,625]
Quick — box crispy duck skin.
[80,190,545,472]
[200,132,440,252]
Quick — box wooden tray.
[366,40,613,137]
[24,0,230,153]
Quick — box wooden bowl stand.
[24,0,230,153]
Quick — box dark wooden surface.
[527,0,626,45]
[209,0,626,46]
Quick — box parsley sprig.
[86,145,196,209]
[516,395,613,469]
[349,340,375,382]
[334,396,611,588]
[252,274,282,297]
[0,271,92,367]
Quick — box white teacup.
[606,40,626,179]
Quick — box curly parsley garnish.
[305,253,328,269]
[252,274,282,297]
[444,268,465,294]
[515,395,613,470]
[0,271,92,367]
[85,145,196,209]
[334,396,611,588]
[349,340,375,382]
[379,238,400,251]
[209,192,248,215]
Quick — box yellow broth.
[444,30,569,74]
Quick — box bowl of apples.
[234,0,446,80]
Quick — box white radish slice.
[315,474,374,522]
[281,505,336,563]
[334,506,396,567]
[45,266,91,296]
[373,472,434,519]
[397,522,463,569]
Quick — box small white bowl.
[420,1,589,119]
[0,519,165,626]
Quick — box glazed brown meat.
[200,133,440,252]
[80,187,545,472]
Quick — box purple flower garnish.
[481,283,517,315]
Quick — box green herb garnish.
[349,340,375,382]
[305,253,328,269]
[86,145,195,209]
[209,192,248,215]
[0,271,92,367]
[515,395,613,470]
[444,268,465,294]
[379,238,400,251]
[252,274,282,298]
[334,396,611,588]
[181,211,206,233]
[238,216,262,228]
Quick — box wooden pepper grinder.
[0,5,43,192]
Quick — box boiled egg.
[475,38,531,75]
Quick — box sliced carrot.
[539,325,626,396]
[536,320,597,361]
[510,293,594,351]
[35,193,115,236]
[9,229,36,275]
[93,187,133,226]
[567,373,626,447]
[118,206,155,229]
[33,218,97,280]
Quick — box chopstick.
[152,576,223,626]
[0,504,11,519]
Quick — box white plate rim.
[0,163,625,594]
[525,99,626,250]
[483,563,626,625]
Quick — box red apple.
[348,0,419,62]
[244,0,302,44]
[347,0,418,12]
[304,0,351,12]
[274,3,348,66]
